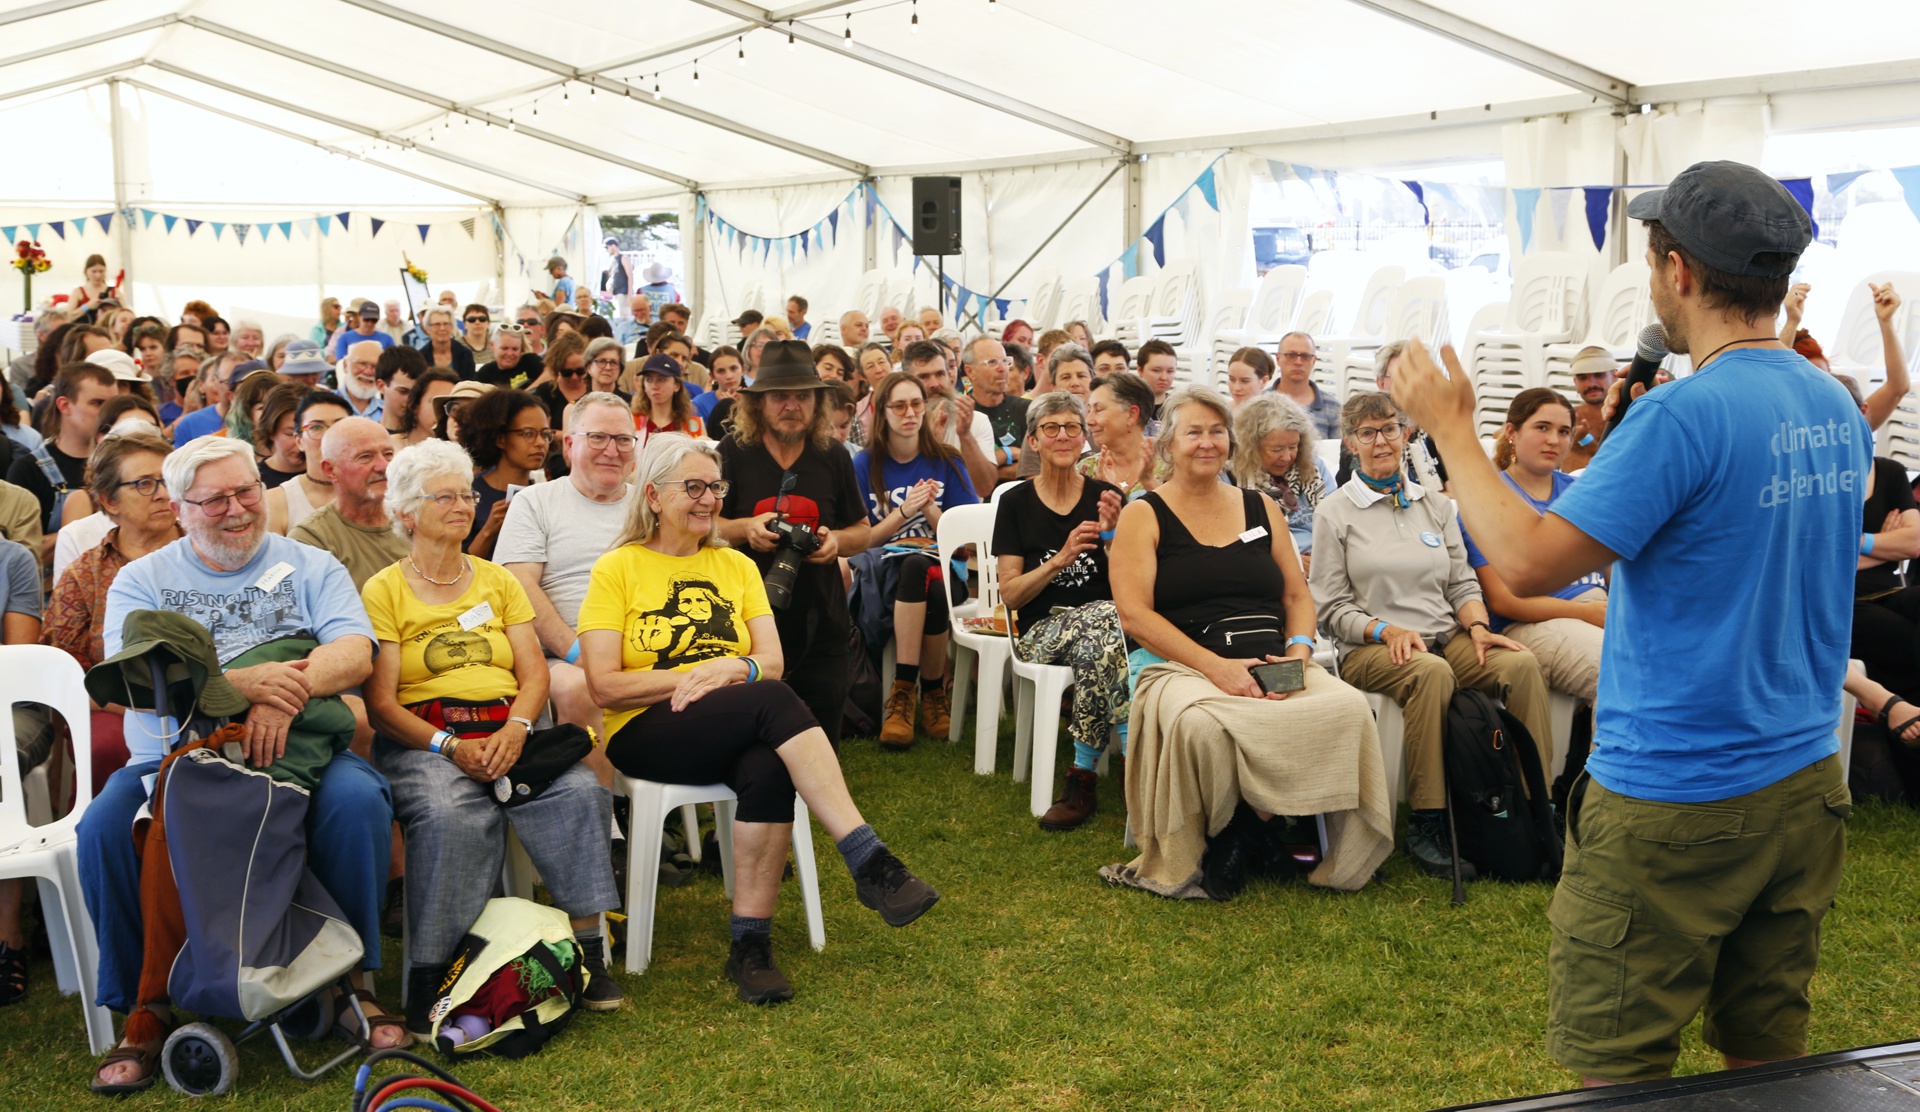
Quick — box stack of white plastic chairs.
[855,268,889,320]
[1022,267,1064,331]
[1467,252,1591,438]
[1540,261,1654,403]
[1102,276,1156,345]
[1848,271,1920,470]
[1195,287,1254,391]
[1315,265,1404,400]
[1210,264,1309,381]
[1336,274,1448,403]
[1057,277,1103,337]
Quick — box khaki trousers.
[1341,633,1554,810]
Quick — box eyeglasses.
[180,482,263,516]
[1279,351,1315,362]
[464,315,489,324]
[971,357,1010,368]
[115,477,166,498]
[1351,423,1407,445]
[578,431,637,452]
[1036,421,1084,438]
[300,418,341,437]
[424,490,481,508]
[886,399,926,414]
[658,479,730,500]
[506,427,555,443]
[590,356,623,369]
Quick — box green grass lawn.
[7,725,1919,1111]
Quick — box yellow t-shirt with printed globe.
[362,557,536,706]
[576,543,772,737]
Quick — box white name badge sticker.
[254,561,295,592]
[457,601,495,632]
[1238,526,1269,544]
[1419,531,1442,547]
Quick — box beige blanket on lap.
[1100,660,1394,897]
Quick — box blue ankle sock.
[1072,741,1102,771]
[1115,720,1129,756]
[729,914,771,942]
[835,823,885,873]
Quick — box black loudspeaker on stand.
[912,176,962,316]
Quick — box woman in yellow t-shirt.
[362,439,621,1030]
[578,433,939,1005]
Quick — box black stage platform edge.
[1432,1039,1920,1110]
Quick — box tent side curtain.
[0,202,498,340]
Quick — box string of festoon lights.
[385,0,999,153]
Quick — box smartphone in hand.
[1250,659,1305,695]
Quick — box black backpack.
[1442,689,1562,902]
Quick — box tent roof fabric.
[3,0,1919,205]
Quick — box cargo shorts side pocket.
[1548,883,1633,1040]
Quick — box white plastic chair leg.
[789,798,826,953]
[1027,670,1070,818]
[971,644,1009,775]
[46,855,113,1053]
[23,764,51,827]
[1011,675,1033,784]
[501,829,536,899]
[1365,693,1407,805]
[680,803,702,864]
[622,783,668,974]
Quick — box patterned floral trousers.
[1016,599,1131,752]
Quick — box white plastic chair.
[0,645,112,1053]
[1292,289,1335,340]
[1337,274,1446,400]
[1105,276,1157,344]
[1542,262,1653,398]
[1831,272,1920,385]
[614,776,823,974]
[1362,692,1408,805]
[1197,287,1254,390]
[1023,267,1064,330]
[1010,642,1078,819]
[937,504,1010,773]
[1245,265,1310,341]
[1469,252,1590,393]
[855,269,889,319]
[1058,277,1104,337]
[1315,265,1404,381]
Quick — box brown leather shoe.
[879,680,918,748]
[1039,767,1099,831]
[918,684,951,738]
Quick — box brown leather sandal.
[333,991,414,1051]
[90,1039,163,1096]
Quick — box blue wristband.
[1099,529,1115,542]
[428,729,453,755]
[1370,621,1388,644]
[564,639,581,664]
[1286,635,1315,651]
[1863,533,1876,556]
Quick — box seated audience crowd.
[2,277,1905,1094]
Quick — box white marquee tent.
[3,0,1920,342]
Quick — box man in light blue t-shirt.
[74,439,407,1073]
[1390,161,1860,1088]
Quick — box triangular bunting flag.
[1826,169,1871,196]
[370,218,384,238]
[1119,242,1140,280]
[461,217,475,239]
[96,212,113,234]
[234,223,250,245]
[278,221,293,240]
[417,224,430,242]
[25,224,39,240]
[1892,166,1920,225]
[828,209,839,244]
[1171,192,1193,225]
[184,219,201,237]
[1779,178,1819,240]
[163,214,177,234]
[0,227,12,245]
[1097,270,1111,318]
[337,212,351,231]
[1144,217,1166,267]
[140,208,157,229]
[1582,187,1612,251]
[212,222,225,240]
[1547,188,1573,244]
[1196,165,1219,211]
[1402,181,1428,227]
[48,222,64,240]
[1512,188,1540,252]
[317,215,332,236]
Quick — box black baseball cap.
[640,353,683,378]
[731,309,763,329]
[357,300,380,319]
[1626,160,1811,278]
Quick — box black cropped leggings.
[606,681,820,823]
[893,551,952,636]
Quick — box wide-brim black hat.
[742,340,830,392]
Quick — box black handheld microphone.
[1605,322,1668,434]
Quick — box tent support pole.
[106,77,134,303]
[493,205,507,310]
[1123,155,1143,246]
[957,160,1125,333]
[687,191,706,324]
[861,180,877,273]
[1610,138,1628,269]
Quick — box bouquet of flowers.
[404,254,428,284]
[12,240,51,312]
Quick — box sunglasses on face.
[517,318,540,328]
[465,315,489,324]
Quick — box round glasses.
[180,482,263,517]
[1351,423,1407,445]
[658,479,730,500]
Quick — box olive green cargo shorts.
[1546,756,1850,1082]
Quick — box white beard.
[340,373,378,401]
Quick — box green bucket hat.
[86,610,251,719]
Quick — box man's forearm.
[834,519,872,558]
[1424,422,1559,586]
[306,636,374,697]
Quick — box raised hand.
[1386,338,1476,443]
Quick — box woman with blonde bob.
[1106,386,1390,902]
[577,434,939,1005]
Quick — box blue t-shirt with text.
[105,533,375,766]
[851,449,978,541]
[1461,470,1607,632]
[1550,348,1869,803]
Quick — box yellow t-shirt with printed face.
[576,543,772,737]
[362,557,536,706]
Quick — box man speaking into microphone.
[1389,161,1865,1087]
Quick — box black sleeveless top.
[1146,488,1288,656]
